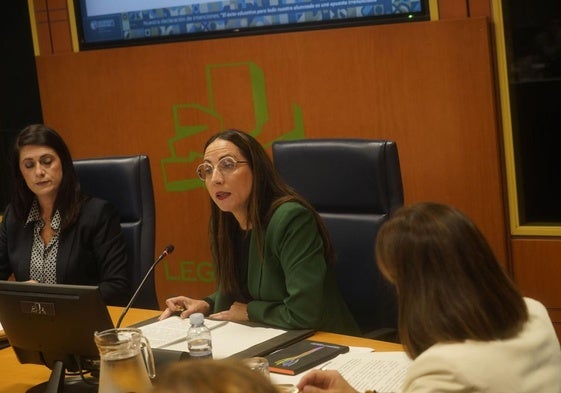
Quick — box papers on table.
[139,316,287,359]
[138,316,227,348]
[138,317,411,392]
[324,351,411,393]
[270,348,411,393]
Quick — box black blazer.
[0,197,129,305]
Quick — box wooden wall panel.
[31,0,72,54]
[34,18,508,308]
[48,10,72,53]
[468,0,492,18]
[438,0,468,19]
[511,239,561,336]
[33,0,52,55]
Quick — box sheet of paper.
[139,316,287,359]
[324,351,411,393]
[271,350,411,393]
[139,316,226,348]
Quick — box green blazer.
[208,202,360,336]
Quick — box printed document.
[324,351,411,393]
[139,317,411,392]
[139,316,286,359]
[271,349,411,393]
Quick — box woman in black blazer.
[0,124,129,305]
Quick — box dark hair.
[375,202,528,359]
[203,129,334,297]
[10,124,84,231]
[153,358,278,393]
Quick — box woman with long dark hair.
[298,202,561,392]
[160,129,359,335]
[0,124,129,305]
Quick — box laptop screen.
[0,281,114,372]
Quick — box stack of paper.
[139,316,227,348]
[322,351,411,393]
[270,349,412,393]
[139,316,288,359]
[138,317,411,393]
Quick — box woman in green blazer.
[160,129,359,335]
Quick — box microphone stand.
[116,245,174,328]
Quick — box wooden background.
[25,0,560,336]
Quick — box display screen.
[0,281,113,371]
[74,0,429,49]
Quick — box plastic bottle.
[186,313,213,359]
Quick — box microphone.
[116,244,175,328]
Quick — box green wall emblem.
[161,62,305,192]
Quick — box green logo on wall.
[161,62,305,192]
[163,260,215,283]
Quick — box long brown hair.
[203,129,334,298]
[10,124,84,231]
[375,202,528,359]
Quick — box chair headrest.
[272,139,403,214]
[73,155,153,222]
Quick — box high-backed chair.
[272,139,403,338]
[73,155,158,310]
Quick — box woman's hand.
[297,370,359,393]
[209,301,249,322]
[158,296,211,320]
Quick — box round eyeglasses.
[196,157,249,181]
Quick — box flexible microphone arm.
[116,244,175,328]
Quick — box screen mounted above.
[74,0,429,49]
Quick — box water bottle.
[186,313,213,359]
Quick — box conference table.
[0,306,403,392]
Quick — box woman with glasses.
[159,129,359,335]
[297,202,561,393]
[0,124,129,305]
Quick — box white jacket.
[401,298,561,393]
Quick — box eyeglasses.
[196,156,249,181]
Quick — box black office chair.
[73,155,158,310]
[272,139,403,340]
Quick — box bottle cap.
[189,312,204,325]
